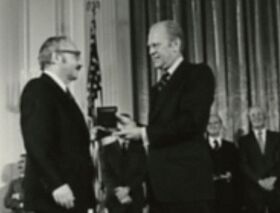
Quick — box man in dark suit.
[117,20,215,213]
[99,114,146,213]
[206,114,239,213]
[238,106,280,213]
[20,36,94,213]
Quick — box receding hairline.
[248,106,265,115]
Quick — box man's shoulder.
[267,130,280,135]
[267,130,280,141]
[181,62,212,72]
[22,75,54,99]
[180,62,214,81]
[238,132,254,145]
[222,139,235,146]
[222,140,237,151]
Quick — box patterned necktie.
[156,72,171,91]
[257,130,265,154]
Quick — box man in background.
[20,36,94,213]
[4,154,28,213]
[99,114,146,213]
[117,20,215,213]
[239,106,280,213]
[206,114,240,213]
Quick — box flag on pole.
[87,2,106,213]
[87,4,102,118]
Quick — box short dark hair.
[38,36,69,70]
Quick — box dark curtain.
[130,0,280,141]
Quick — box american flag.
[87,5,102,118]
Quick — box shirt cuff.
[141,127,149,147]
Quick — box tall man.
[238,106,280,213]
[20,36,94,213]
[206,114,239,213]
[117,20,215,213]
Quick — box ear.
[51,51,62,64]
[171,38,181,52]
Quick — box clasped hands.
[114,186,132,204]
[213,171,232,182]
[258,176,277,191]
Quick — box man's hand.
[116,114,136,127]
[114,186,130,201]
[115,126,142,141]
[11,193,21,200]
[258,177,277,191]
[52,184,75,209]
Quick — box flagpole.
[86,1,106,213]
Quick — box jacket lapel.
[149,61,188,123]
[41,74,88,135]
[249,131,264,156]
[264,130,273,157]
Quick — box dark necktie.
[213,140,220,150]
[156,72,171,91]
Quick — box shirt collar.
[44,70,67,92]
[208,136,222,149]
[253,128,266,140]
[167,56,184,76]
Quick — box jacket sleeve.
[147,64,215,146]
[20,84,64,191]
[126,141,147,190]
[238,138,259,184]
[99,146,120,193]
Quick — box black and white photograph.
[1,0,280,213]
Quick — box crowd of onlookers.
[206,106,280,213]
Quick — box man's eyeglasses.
[56,50,81,58]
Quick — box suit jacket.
[100,140,146,209]
[238,130,280,209]
[20,74,94,213]
[207,139,239,205]
[146,61,215,202]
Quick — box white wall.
[0,1,26,212]
[0,0,132,212]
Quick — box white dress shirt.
[208,136,222,149]
[44,70,67,92]
[253,128,266,143]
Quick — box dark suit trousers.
[149,201,212,213]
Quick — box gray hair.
[38,36,69,71]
